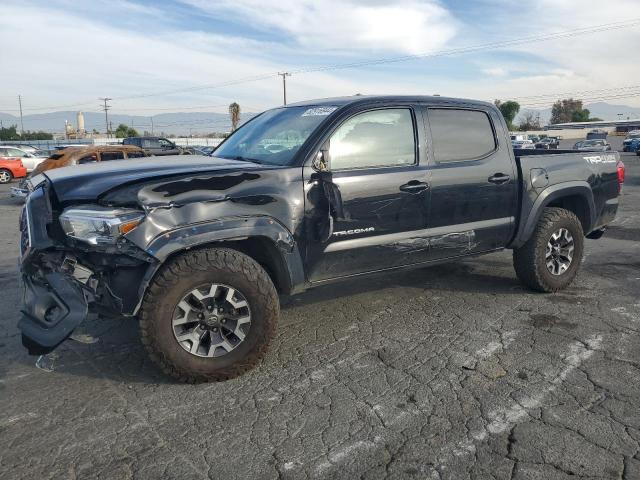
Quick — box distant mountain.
[2,101,639,135]
[516,102,640,126]
[0,110,257,136]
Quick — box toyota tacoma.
[18,95,624,382]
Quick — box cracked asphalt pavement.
[1,144,639,480]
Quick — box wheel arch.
[510,182,595,248]
[127,217,307,315]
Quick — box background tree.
[0,125,52,140]
[229,102,241,132]
[22,130,53,140]
[518,111,542,131]
[115,123,139,138]
[550,98,602,124]
[494,100,520,131]
[0,125,22,141]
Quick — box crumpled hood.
[43,155,262,202]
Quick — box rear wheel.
[0,169,13,184]
[513,207,584,292]
[140,248,279,382]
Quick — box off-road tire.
[513,207,584,292]
[140,248,279,382]
[0,169,13,184]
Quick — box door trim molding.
[324,217,514,253]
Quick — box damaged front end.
[18,181,157,355]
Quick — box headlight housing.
[59,205,145,245]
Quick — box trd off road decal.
[583,153,617,164]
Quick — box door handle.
[488,173,510,185]
[400,180,429,193]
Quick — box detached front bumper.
[19,272,88,355]
[18,183,90,355]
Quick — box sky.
[1,0,639,120]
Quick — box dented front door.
[303,106,433,282]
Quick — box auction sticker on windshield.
[301,107,338,117]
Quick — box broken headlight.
[59,206,144,245]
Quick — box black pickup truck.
[18,96,624,382]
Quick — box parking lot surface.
[1,144,639,479]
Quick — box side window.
[0,148,7,156]
[126,151,146,158]
[142,139,155,148]
[159,138,173,148]
[428,109,496,163]
[329,108,415,170]
[8,148,25,156]
[100,151,125,161]
[77,154,97,164]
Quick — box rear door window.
[126,151,146,158]
[428,109,496,163]
[100,151,125,161]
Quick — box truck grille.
[19,204,31,258]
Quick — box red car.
[0,157,27,184]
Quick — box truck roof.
[286,95,494,109]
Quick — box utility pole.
[150,117,154,135]
[99,97,112,137]
[278,72,291,105]
[18,95,24,136]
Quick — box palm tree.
[229,102,241,132]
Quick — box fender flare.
[510,181,596,248]
[126,216,307,315]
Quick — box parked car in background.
[624,138,640,153]
[573,139,612,151]
[10,145,147,198]
[586,129,608,140]
[199,146,217,155]
[535,137,559,149]
[622,130,640,151]
[0,146,47,172]
[512,139,535,149]
[5,144,45,156]
[123,136,188,156]
[0,157,27,183]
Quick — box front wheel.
[140,248,279,382]
[513,207,584,292]
[0,169,13,184]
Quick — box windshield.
[214,106,337,166]
[627,133,640,139]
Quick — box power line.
[2,18,639,114]
[49,17,640,106]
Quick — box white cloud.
[182,0,458,54]
[482,67,508,77]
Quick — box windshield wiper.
[219,155,263,164]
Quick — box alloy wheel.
[172,283,251,357]
[545,228,574,276]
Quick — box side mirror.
[312,142,330,172]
